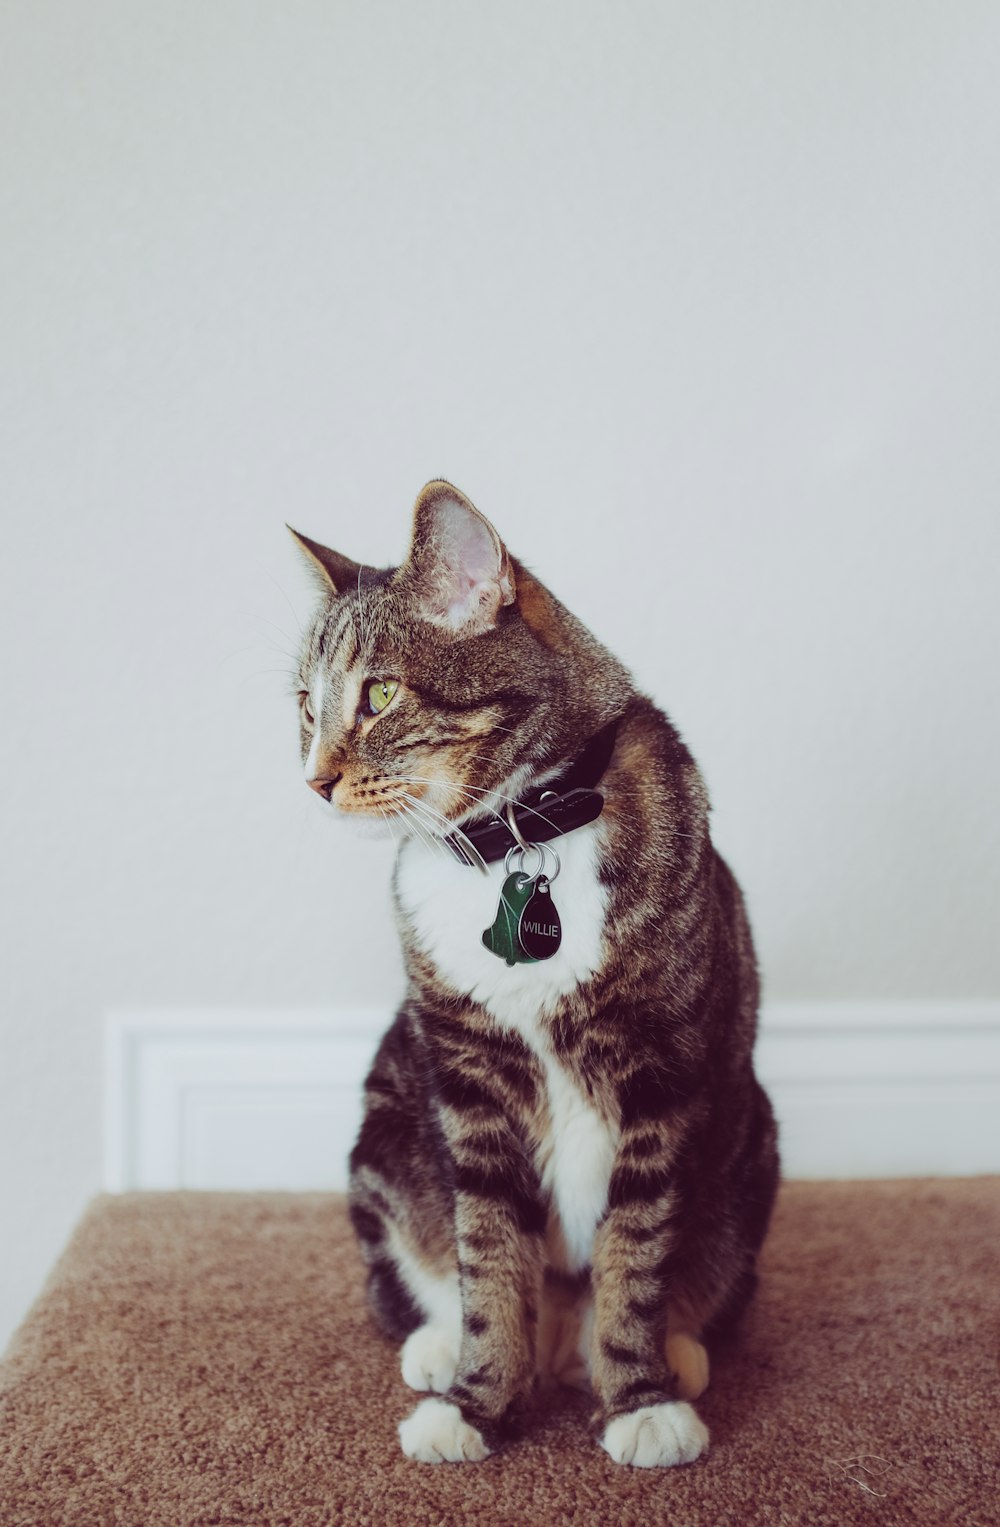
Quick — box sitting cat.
[289,480,778,1467]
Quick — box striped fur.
[289,481,779,1466]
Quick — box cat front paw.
[400,1324,460,1392]
[398,1397,491,1463]
[601,1401,709,1468]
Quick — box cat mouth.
[306,768,471,848]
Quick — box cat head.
[288,481,627,833]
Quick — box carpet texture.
[1,1180,998,1526]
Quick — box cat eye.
[298,691,315,725]
[367,679,399,716]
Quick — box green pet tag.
[482,871,562,966]
[482,871,536,965]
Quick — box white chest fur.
[395,820,608,1027]
[534,1046,620,1270]
[395,821,619,1269]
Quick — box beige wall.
[2,1,999,1349]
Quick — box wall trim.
[104,1002,1000,1191]
[103,1008,381,1194]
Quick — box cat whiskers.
[417,798,490,875]
[392,776,507,830]
[392,796,444,861]
[376,804,402,853]
[411,762,697,836]
[354,562,371,656]
[220,610,301,682]
[264,568,308,635]
[392,775,563,839]
[399,792,488,874]
[248,611,301,651]
[397,795,459,867]
[399,772,702,847]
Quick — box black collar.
[443,717,620,866]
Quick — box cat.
[289,480,779,1467]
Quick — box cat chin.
[304,796,398,841]
[344,815,399,841]
[335,812,398,842]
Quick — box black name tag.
[518,880,562,960]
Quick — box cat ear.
[286,526,362,596]
[401,481,515,634]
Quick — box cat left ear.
[286,526,363,596]
[401,481,515,635]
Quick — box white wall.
[2,2,998,1352]
[104,1006,1000,1193]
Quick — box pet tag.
[482,872,537,966]
[517,876,562,960]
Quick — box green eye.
[368,678,398,715]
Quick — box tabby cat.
[289,481,778,1468]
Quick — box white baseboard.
[755,1002,1000,1178]
[103,1003,1000,1191]
[103,1009,381,1194]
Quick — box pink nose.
[307,773,342,802]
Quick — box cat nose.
[307,772,343,802]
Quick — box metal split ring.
[505,801,533,853]
[503,840,561,887]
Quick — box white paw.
[401,1325,460,1393]
[601,1401,709,1468]
[665,1332,710,1401]
[398,1398,491,1464]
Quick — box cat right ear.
[400,481,515,635]
[286,526,362,596]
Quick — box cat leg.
[393,1244,463,1394]
[398,1025,546,1464]
[349,1152,459,1379]
[398,1173,545,1461]
[348,1012,464,1396]
[351,1180,463,1394]
[590,1109,709,1469]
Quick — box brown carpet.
[1,1181,998,1527]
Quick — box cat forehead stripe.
[315,602,349,658]
[317,602,359,665]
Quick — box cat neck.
[442,718,622,867]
